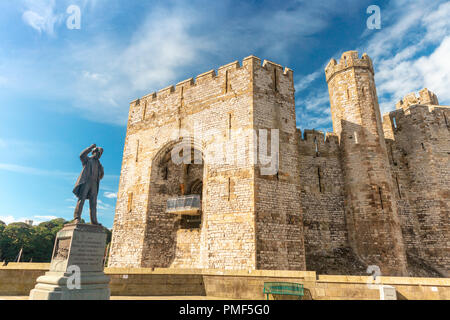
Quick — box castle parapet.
[130,55,294,107]
[383,103,450,137]
[298,129,340,157]
[325,51,374,82]
[396,88,439,110]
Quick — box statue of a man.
[73,144,104,225]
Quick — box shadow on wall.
[140,138,205,268]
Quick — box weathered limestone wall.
[2,265,450,300]
[298,129,349,271]
[0,264,48,295]
[171,229,201,269]
[109,50,448,277]
[109,57,259,270]
[383,102,450,275]
[325,51,407,276]
[252,59,306,270]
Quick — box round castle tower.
[325,51,408,276]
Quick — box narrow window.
[354,131,359,144]
[142,102,147,121]
[344,56,347,67]
[362,87,365,98]
[395,175,402,199]
[318,167,322,193]
[163,166,168,180]
[136,140,140,163]
[224,70,229,93]
[228,113,232,140]
[346,89,350,99]
[228,178,231,201]
[314,137,319,156]
[378,187,383,210]
[392,117,397,130]
[421,143,425,150]
[127,192,133,213]
[273,68,278,92]
[390,144,396,166]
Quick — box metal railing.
[166,194,201,215]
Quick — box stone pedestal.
[29,223,110,300]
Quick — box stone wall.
[298,129,351,272]
[2,265,449,300]
[109,57,260,270]
[383,103,450,275]
[252,58,306,270]
[109,50,449,277]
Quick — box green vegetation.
[0,219,112,263]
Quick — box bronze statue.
[73,144,104,225]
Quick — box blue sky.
[0,0,449,229]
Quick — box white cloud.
[415,37,450,103]
[298,91,330,113]
[295,70,322,92]
[0,215,22,224]
[97,199,113,211]
[10,1,367,125]
[0,163,75,177]
[34,215,58,220]
[0,215,40,225]
[369,1,450,113]
[21,0,62,35]
[104,192,117,199]
[0,138,55,157]
[296,89,332,131]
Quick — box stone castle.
[108,50,449,277]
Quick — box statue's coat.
[73,147,104,199]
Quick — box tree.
[0,218,113,263]
[0,222,34,262]
[0,222,5,260]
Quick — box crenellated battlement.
[395,88,439,110]
[130,55,294,107]
[325,51,374,82]
[297,129,340,157]
[383,103,450,135]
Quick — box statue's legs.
[73,199,84,222]
[73,185,90,223]
[89,185,99,225]
[74,186,90,223]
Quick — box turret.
[325,51,408,276]
[395,88,439,110]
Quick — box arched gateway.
[141,138,205,268]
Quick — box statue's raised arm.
[80,144,96,164]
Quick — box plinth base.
[29,271,110,300]
[29,223,110,300]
